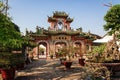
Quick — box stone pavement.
[15,58,85,80]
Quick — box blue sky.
[9,0,120,36]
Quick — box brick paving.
[15,58,85,80]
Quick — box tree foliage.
[0,13,23,51]
[104,4,120,36]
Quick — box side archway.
[37,40,49,58]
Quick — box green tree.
[0,13,23,52]
[104,4,120,39]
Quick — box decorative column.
[37,44,39,58]
[81,42,86,56]
[49,41,54,55]
[89,44,92,52]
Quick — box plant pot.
[0,68,15,80]
[79,58,85,66]
[60,58,66,64]
[50,55,53,59]
[16,63,25,70]
[63,61,72,69]
[102,63,120,75]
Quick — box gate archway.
[37,41,49,58]
[73,40,84,57]
[54,40,68,58]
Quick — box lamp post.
[5,0,8,16]
[2,0,8,15]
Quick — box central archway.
[55,42,66,53]
[54,40,68,58]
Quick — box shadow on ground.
[15,59,85,80]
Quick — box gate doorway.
[38,43,47,58]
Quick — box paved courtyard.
[13,58,120,80]
[15,58,85,80]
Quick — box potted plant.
[74,46,85,66]
[57,48,66,64]
[0,52,17,80]
[78,58,85,66]
[59,46,75,69]
[49,49,54,59]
